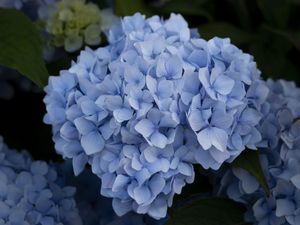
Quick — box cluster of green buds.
[45,0,110,52]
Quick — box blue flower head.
[57,161,166,225]
[0,137,82,225]
[217,79,300,225]
[44,12,266,218]
[91,127,194,219]
[182,37,268,170]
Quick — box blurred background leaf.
[199,22,255,45]
[0,9,49,88]
[115,0,152,16]
[166,198,248,225]
[157,0,213,21]
[256,0,290,28]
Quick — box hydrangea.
[91,127,195,219]
[44,12,266,218]
[45,0,116,52]
[0,137,82,225]
[217,79,300,225]
[57,161,166,225]
[182,37,269,170]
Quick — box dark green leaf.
[0,9,49,88]
[256,0,290,28]
[248,29,298,82]
[198,22,254,45]
[114,0,152,17]
[159,0,213,21]
[167,198,247,225]
[262,25,300,51]
[233,150,269,194]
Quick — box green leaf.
[159,0,213,21]
[262,25,300,51]
[248,29,298,82]
[0,9,48,87]
[114,0,152,17]
[233,150,269,194]
[256,0,291,28]
[198,22,254,45]
[166,198,247,225]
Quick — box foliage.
[166,198,248,225]
[0,9,48,87]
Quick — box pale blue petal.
[81,131,105,155]
[135,119,155,138]
[113,108,133,123]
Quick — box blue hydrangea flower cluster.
[218,79,300,225]
[182,37,269,170]
[57,161,166,225]
[44,13,266,219]
[0,137,82,225]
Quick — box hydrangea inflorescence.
[45,0,116,52]
[0,137,82,225]
[218,79,300,225]
[182,37,269,170]
[57,161,166,225]
[44,13,267,219]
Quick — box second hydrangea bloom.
[218,79,300,225]
[0,137,82,225]
[44,13,267,219]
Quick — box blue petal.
[291,175,300,189]
[240,108,262,126]
[112,175,130,192]
[197,127,228,151]
[72,153,88,176]
[104,95,123,111]
[276,199,295,217]
[149,174,165,196]
[150,131,168,149]
[112,199,132,216]
[113,108,133,123]
[0,202,10,218]
[157,80,173,99]
[156,55,183,80]
[188,110,208,131]
[81,131,105,155]
[133,185,152,204]
[213,75,235,95]
[187,49,208,68]
[74,117,95,135]
[135,119,155,138]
